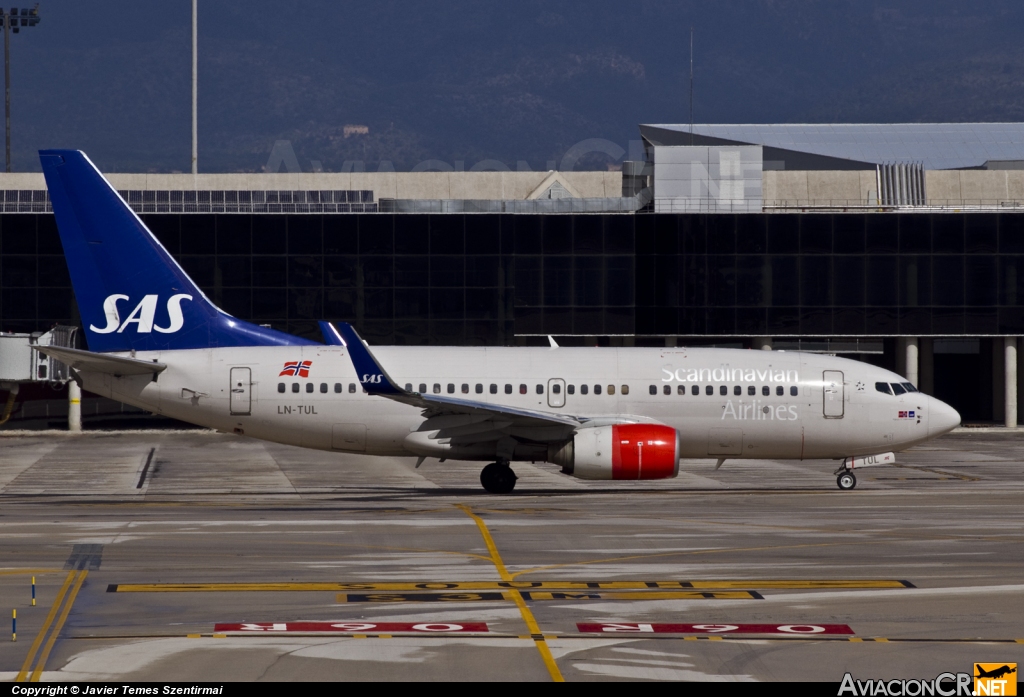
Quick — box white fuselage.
[83,345,960,463]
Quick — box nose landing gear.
[480,461,517,494]
[836,471,857,490]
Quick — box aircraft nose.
[927,396,961,436]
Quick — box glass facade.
[2,212,1024,345]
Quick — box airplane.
[33,149,962,494]
[975,666,1016,680]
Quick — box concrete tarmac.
[0,429,1021,682]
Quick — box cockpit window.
[890,383,907,395]
[900,382,919,393]
[875,382,893,395]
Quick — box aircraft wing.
[33,345,167,376]
[332,322,585,440]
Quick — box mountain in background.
[9,0,1024,173]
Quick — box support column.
[896,338,907,378]
[905,337,919,388]
[919,338,934,395]
[993,339,1005,424]
[1006,337,1017,428]
[68,380,82,433]
[754,337,772,351]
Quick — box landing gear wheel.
[480,462,517,494]
[837,471,857,490]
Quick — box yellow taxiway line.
[107,579,913,592]
[455,504,564,683]
[16,570,87,682]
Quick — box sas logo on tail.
[279,361,312,377]
[90,294,193,334]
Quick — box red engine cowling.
[553,424,680,480]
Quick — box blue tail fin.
[40,150,316,352]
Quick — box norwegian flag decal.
[279,360,312,377]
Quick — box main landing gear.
[480,461,517,494]
[836,471,857,490]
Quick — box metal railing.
[763,198,1024,212]
[0,189,377,214]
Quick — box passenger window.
[661,385,669,395]
[719,385,727,396]
[536,384,544,394]
[448,384,455,394]
[489,384,497,394]
[552,384,561,394]
[776,386,784,396]
[433,383,441,394]
[790,386,798,396]
[504,384,512,394]
[891,383,907,395]
[334,383,342,393]
[520,384,527,394]
[461,384,469,394]
[321,383,328,393]
[594,384,602,395]
[475,384,482,394]
[278,383,285,393]
[901,382,918,393]
[349,383,356,393]
[649,385,657,395]
[292,383,299,393]
[692,385,699,396]
[762,386,769,396]
[567,384,575,395]
[581,384,589,395]
[875,382,892,395]
[705,385,713,396]
[305,383,313,393]
[678,385,686,395]
[733,386,741,396]
[404,383,412,392]
[747,386,755,396]
[621,385,629,395]
[607,385,615,395]
[419,383,426,393]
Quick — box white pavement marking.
[0,439,62,492]
[48,637,540,681]
[3,439,149,494]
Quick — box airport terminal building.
[3,123,1024,425]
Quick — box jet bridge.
[0,325,80,429]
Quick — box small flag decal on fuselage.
[279,360,312,377]
[898,410,916,419]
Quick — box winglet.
[319,321,346,346]
[333,322,405,396]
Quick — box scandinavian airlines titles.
[662,368,800,384]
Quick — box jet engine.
[549,424,680,480]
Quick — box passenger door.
[823,370,844,418]
[229,367,251,415]
[547,378,566,408]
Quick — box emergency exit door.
[230,367,252,415]
[548,378,566,408]
[823,370,844,418]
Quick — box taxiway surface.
[0,430,1021,682]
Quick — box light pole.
[1,5,40,173]
[192,0,196,174]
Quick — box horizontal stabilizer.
[34,345,166,376]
